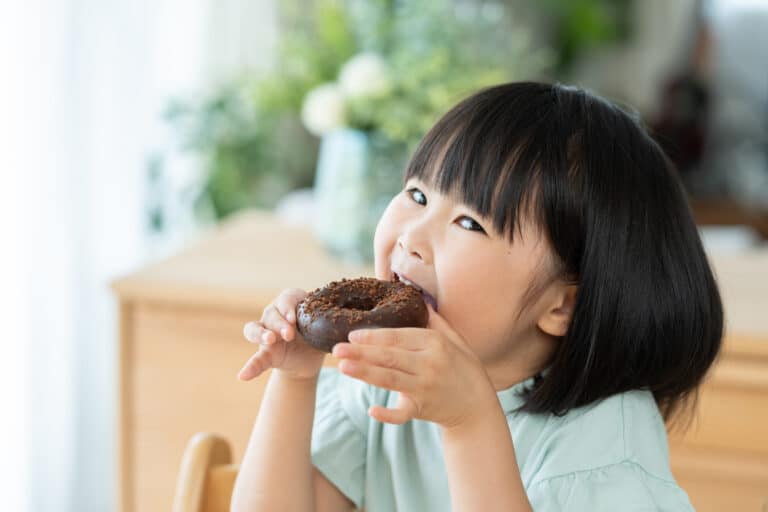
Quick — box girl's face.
[374,177,566,387]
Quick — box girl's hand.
[331,304,498,428]
[238,288,325,382]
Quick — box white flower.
[301,83,347,137]
[338,53,391,99]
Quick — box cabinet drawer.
[670,444,768,512]
[670,358,768,455]
[128,303,260,512]
[669,353,768,512]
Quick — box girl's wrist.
[273,367,321,384]
[440,386,502,437]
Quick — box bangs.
[403,83,561,243]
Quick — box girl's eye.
[457,216,487,234]
[406,187,427,205]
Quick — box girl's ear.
[537,284,578,337]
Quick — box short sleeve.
[526,461,695,512]
[311,367,370,509]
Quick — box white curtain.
[0,1,276,510]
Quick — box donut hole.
[339,294,380,311]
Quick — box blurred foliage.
[163,0,357,220]
[539,0,633,72]
[341,0,551,147]
[161,0,630,222]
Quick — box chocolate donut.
[296,277,428,352]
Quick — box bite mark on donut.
[393,271,438,312]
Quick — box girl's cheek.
[373,211,397,276]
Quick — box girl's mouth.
[392,272,438,312]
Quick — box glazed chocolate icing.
[296,277,428,352]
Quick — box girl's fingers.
[368,394,418,424]
[368,404,414,425]
[275,288,307,325]
[332,343,421,375]
[243,321,261,342]
[237,349,271,381]
[348,327,426,350]
[338,359,417,393]
[249,289,308,345]
[260,304,293,342]
[243,321,278,346]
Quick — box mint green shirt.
[311,368,694,511]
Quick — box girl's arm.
[441,394,532,512]
[233,288,353,511]
[230,370,319,511]
[231,370,354,512]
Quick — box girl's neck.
[483,328,556,391]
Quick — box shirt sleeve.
[311,367,370,510]
[526,461,695,512]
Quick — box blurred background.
[2,0,767,510]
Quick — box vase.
[312,129,407,264]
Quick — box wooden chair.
[172,432,239,512]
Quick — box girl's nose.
[397,232,431,264]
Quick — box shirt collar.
[495,367,549,415]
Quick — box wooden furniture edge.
[110,280,279,314]
[722,335,768,359]
[671,443,768,484]
[117,300,134,512]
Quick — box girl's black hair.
[404,81,723,424]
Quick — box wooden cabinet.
[111,209,768,512]
[111,210,370,512]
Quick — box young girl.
[230,81,722,511]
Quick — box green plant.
[163,0,358,220]
[160,0,563,223]
[301,0,552,150]
[539,0,633,73]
